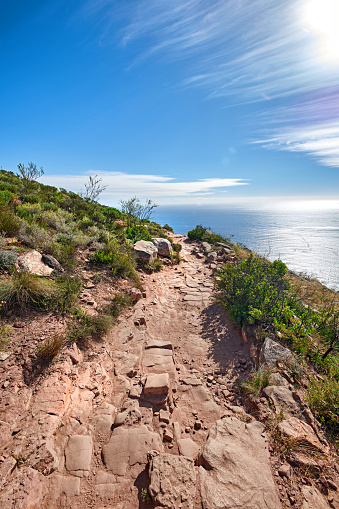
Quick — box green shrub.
[0,206,22,236]
[0,249,18,271]
[173,243,182,252]
[126,226,152,242]
[94,240,136,279]
[307,375,339,437]
[51,274,82,314]
[69,310,113,344]
[0,270,57,311]
[0,324,12,351]
[149,258,163,272]
[163,224,174,232]
[187,224,230,245]
[217,254,289,327]
[102,292,133,319]
[240,366,272,395]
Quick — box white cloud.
[40,171,248,206]
[82,0,339,167]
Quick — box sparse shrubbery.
[149,258,163,272]
[102,292,133,319]
[187,224,231,245]
[240,366,272,395]
[37,334,65,362]
[0,270,57,312]
[307,375,339,437]
[0,249,18,271]
[94,240,136,279]
[0,323,12,351]
[69,309,113,344]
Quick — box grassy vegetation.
[0,324,12,351]
[214,242,339,438]
[240,366,272,395]
[0,166,172,361]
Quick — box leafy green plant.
[187,224,231,245]
[0,270,57,312]
[240,366,272,395]
[217,253,289,327]
[126,225,152,242]
[94,240,136,279]
[140,487,151,502]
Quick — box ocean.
[153,199,339,291]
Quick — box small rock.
[159,410,170,424]
[194,420,202,430]
[328,479,337,491]
[163,428,173,442]
[278,464,292,479]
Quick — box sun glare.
[304,0,339,61]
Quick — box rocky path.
[0,237,335,508]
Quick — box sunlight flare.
[304,0,339,60]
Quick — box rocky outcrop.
[301,486,330,508]
[259,337,293,368]
[134,240,158,263]
[277,417,328,453]
[16,250,54,276]
[199,417,282,509]
[152,238,173,257]
[148,452,197,509]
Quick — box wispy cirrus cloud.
[82,0,339,167]
[40,171,248,205]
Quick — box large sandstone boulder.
[148,452,196,509]
[152,238,173,257]
[259,337,293,368]
[16,250,54,276]
[134,240,158,263]
[199,417,282,509]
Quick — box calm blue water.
[153,200,339,291]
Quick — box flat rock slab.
[277,417,328,453]
[177,438,200,460]
[0,466,47,509]
[143,352,176,380]
[144,373,170,395]
[149,453,196,509]
[199,417,282,509]
[301,486,330,508]
[32,375,71,416]
[65,435,93,477]
[102,425,162,476]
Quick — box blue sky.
[1,0,339,206]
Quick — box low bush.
[94,240,136,279]
[51,274,82,314]
[0,207,22,236]
[307,375,339,437]
[69,309,113,344]
[149,258,163,272]
[126,226,152,242]
[0,270,57,312]
[0,249,18,271]
[217,253,288,327]
[240,366,272,395]
[37,334,65,362]
[18,221,52,249]
[102,292,133,319]
[187,224,231,245]
[0,323,12,351]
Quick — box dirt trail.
[0,237,288,508]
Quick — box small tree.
[82,175,107,202]
[17,162,44,192]
[119,197,157,227]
